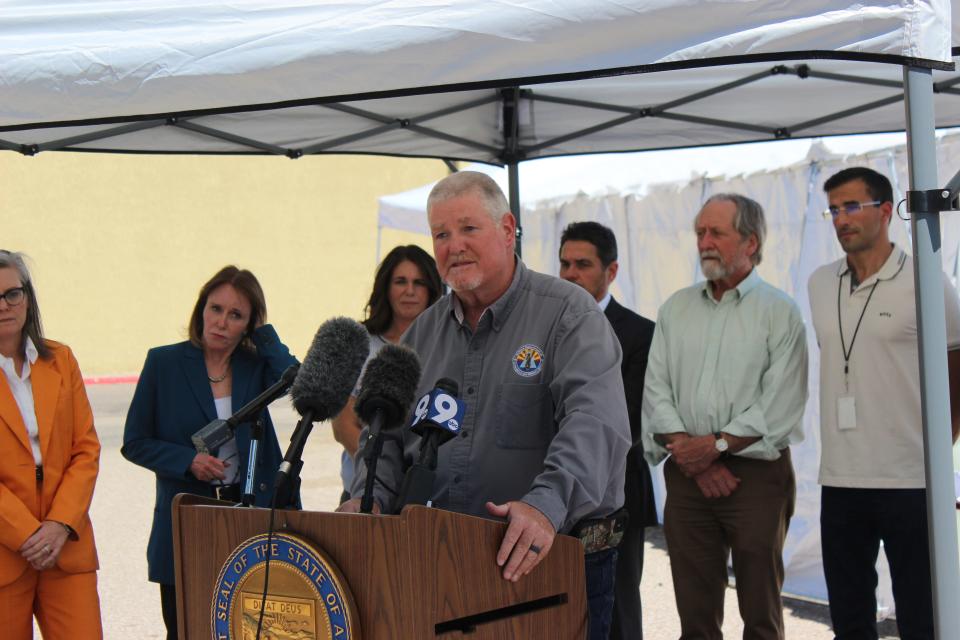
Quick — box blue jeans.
[585,548,618,640]
[821,487,933,640]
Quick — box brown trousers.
[663,450,795,640]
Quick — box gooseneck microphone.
[395,378,466,511]
[356,343,422,514]
[191,364,300,454]
[273,317,370,507]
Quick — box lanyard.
[837,272,879,392]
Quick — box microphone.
[355,343,422,513]
[191,364,300,454]
[289,318,371,422]
[273,318,370,505]
[395,379,465,511]
[409,378,464,468]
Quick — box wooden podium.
[172,494,588,638]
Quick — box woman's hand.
[20,521,70,571]
[190,453,227,482]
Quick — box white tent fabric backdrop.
[376,133,960,609]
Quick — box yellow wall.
[1,153,443,375]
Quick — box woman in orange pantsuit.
[0,250,102,639]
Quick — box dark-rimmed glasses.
[0,287,25,306]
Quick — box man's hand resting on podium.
[486,501,556,583]
[335,497,381,514]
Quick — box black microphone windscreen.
[435,378,459,396]
[355,343,422,425]
[290,317,370,421]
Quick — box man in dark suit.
[560,221,657,640]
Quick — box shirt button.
[460,430,469,438]
[453,475,462,484]
[467,387,475,394]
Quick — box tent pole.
[508,162,522,257]
[903,64,960,637]
[500,87,524,257]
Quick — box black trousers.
[821,486,933,640]
[610,455,655,640]
[160,583,179,640]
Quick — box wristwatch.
[713,432,729,458]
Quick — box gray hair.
[695,193,767,265]
[426,171,510,222]
[0,250,50,359]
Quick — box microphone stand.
[240,414,266,507]
[395,429,445,511]
[360,426,387,514]
[273,411,315,510]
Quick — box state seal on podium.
[211,532,359,639]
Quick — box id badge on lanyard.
[837,272,880,432]
[837,396,857,430]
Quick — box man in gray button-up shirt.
[343,171,631,640]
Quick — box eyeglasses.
[0,287,25,306]
[823,201,883,219]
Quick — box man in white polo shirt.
[808,167,960,640]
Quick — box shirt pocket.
[494,383,554,449]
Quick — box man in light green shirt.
[641,193,807,640]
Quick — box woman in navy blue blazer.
[121,265,298,640]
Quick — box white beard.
[444,266,483,292]
[700,256,729,281]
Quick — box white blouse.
[0,336,42,465]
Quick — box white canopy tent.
[376,133,960,609]
[3,0,959,630]
[1,1,958,163]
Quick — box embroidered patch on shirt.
[512,344,544,377]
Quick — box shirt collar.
[0,336,38,379]
[700,267,761,302]
[597,291,612,311]
[449,256,526,331]
[836,244,907,285]
[23,336,38,364]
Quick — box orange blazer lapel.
[29,359,61,461]
[0,374,32,455]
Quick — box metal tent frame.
[3,30,960,637]
[4,58,960,235]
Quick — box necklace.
[207,364,230,384]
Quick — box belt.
[571,509,628,554]
[215,484,242,502]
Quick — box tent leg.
[903,64,960,637]
[508,162,522,257]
